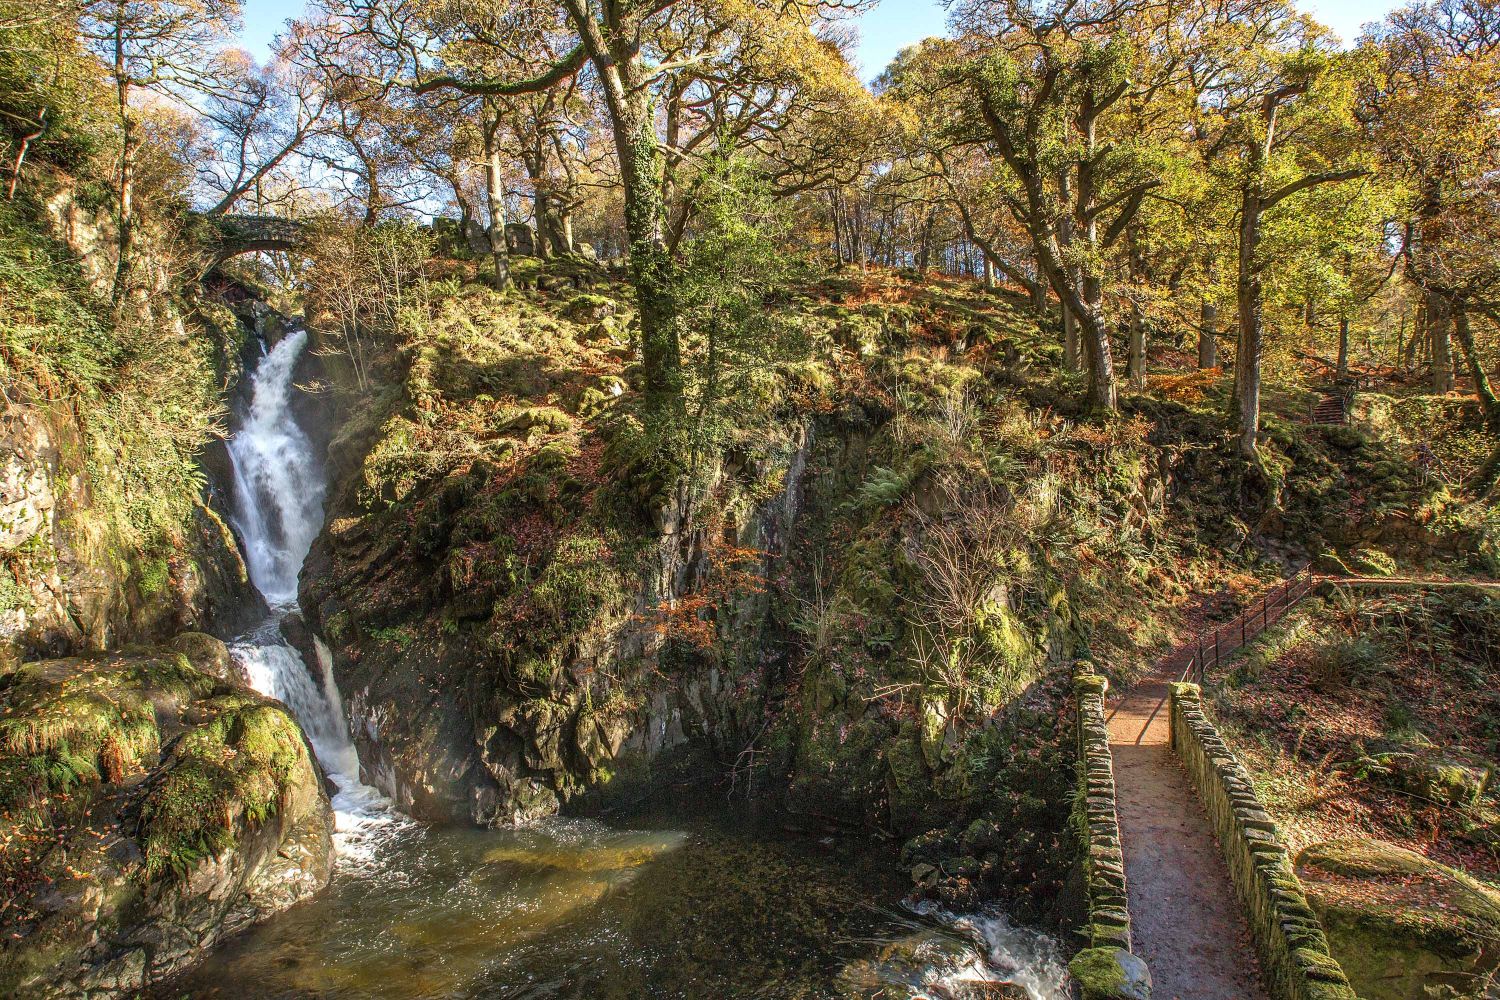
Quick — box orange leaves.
[1147,369,1221,404]
[650,538,767,652]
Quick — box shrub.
[1306,634,1383,692]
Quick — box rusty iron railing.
[1181,567,1319,685]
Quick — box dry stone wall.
[1073,663,1133,951]
[1168,683,1358,1000]
[1069,663,1152,1000]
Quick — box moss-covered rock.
[166,631,235,681]
[1066,946,1152,1000]
[1346,546,1398,577]
[0,649,333,998]
[1296,838,1500,1000]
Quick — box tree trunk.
[1128,308,1146,390]
[1428,290,1456,392]
[1079,274,1117,410]
[607,82,680,413]
[1472,435,1500,497]
[916,208,935,272]
[831,191,844,265]
[982,255,994,289]
[110,12,134,307]
[113,117,137,306]
[1199,299,1218,369]
[6,108,44,200]
[1235,183,1265,459]
[483,126,510,291]
[1062,304,1079,373]
[1455,308,1500,432]
[1405,301,1425,369]
[534,192,552,259]
[1336,314,1350,377]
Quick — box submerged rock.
[0,647,334,998]
[1296,838,1500,1000]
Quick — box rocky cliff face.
[302,421,809,824]
[285,270,833,825]
[1,177,268,665]
[1,401,264,662]
[0,639,334,999]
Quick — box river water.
[173,328,1067,999]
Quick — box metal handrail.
[1181,567,1318,685]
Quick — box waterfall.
[227,328,402,868]
[227,329,325,605]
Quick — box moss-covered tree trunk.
[1455,307,1500,431]
[110,9,135,308]
[1235,180,1267,460]
[1427,289,1457,392]
[1063,304,1080,372]
[594,62,680,415]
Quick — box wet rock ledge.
[0,637,333,999]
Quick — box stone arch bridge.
[206,214,308,263]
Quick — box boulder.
[0,650,334,998]
[1067,947,1152,1000]
[561,293,615,323]
[1296,838,1500,1000]
[1365,750,1489,806]
[167,631,236,682]
[503,222,535,256]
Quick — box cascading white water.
[227,329,326,605]
[227,328,402,867]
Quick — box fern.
[846,465,910,512]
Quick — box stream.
[165,327,1068,999]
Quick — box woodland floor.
[1211,580,1500,886]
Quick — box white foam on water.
[226,328,407,873]
[907,904,1070,1000]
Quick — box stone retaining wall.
[1068,663,1151,1000]
[1072,663,1132,952]
[1168,684,1358,1000]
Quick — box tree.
[1225,52,1367,459]
[78,0,240,303]
[953,1,1178,411]
[1361,0,1500,396]
[879,40,1051,311]
[357,0,859,417]
[1,4,109,197]
[197,47,330,216]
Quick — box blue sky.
[237,0,1398,77]
[851,0,1398,79]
